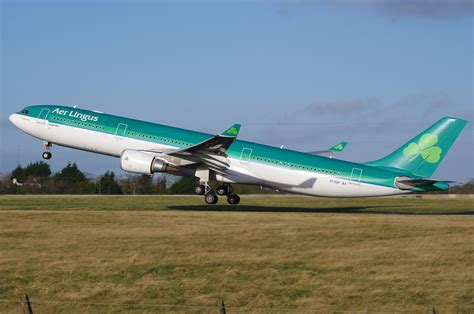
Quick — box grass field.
[0,195,473,313]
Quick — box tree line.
[0,161,275,195]
[0,161,196,195]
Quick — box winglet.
[221,124,241,137]
[329,142,347,152]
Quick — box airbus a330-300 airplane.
[9,105,467,204]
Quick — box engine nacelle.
[120,150,169,175]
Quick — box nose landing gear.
[42,151,52,160]
[42,141,52,160]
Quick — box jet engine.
[120,150,169,175]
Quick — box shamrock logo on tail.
[403,133,442,164]
[228,127,238,135]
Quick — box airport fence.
[7,295,228,314]
[0,294,444,313]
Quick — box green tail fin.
[365,117,467,178]
[329,141,347,152]
[221,124,241,138]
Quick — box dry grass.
[0,195,473,313]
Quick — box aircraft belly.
[216,158,265,184]
[247,162,318,190]
[235,159,405,198]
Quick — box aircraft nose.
[9,114,19,127]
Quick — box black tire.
[216,186,228,196]
[194,185,205,195]
[205,192,218,205]
[227,194,240,205]
[42,152,52,160]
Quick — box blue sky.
[1,1,473,182]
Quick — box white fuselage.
[9,113,407,197]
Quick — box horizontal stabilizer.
[395,177,452,191]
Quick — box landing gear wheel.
[227,194,240,205]
[42,141,52,160]
[194,185,205,195]
[204,192,218,205]
[216,186,228,196]
[42,152,52,160]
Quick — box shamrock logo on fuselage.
[403,133,442,164]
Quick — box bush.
[167,176,198,194]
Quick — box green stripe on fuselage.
[21,105,403,189]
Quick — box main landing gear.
[42,141,52,160]
[194,183,240,205]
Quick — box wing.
[144,124,241,173]
[169,124,241,158]
[308,141,348,158]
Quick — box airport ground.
[0,195,473,313]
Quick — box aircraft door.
[115,123,128,139]
[240,147,252,164]
[350,168,363,185]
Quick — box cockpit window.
[20,109,29,114]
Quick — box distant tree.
[119,176,136,195]
[154,176,167,194]
[8,162,52,194]
[449,179,474,194]
[10,162,51,182]
[54,162,87,183]
[99,171,122,194]
[119,174,155,195]
[25,161,51,178]
[167,176,198,194]
[11,165,26,182]
[53,162,94,194]
[0,179,6,194]
[136,174,154,194]
[7,166,25,194]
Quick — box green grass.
[0,194,473,214]
[0,195,473,313]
